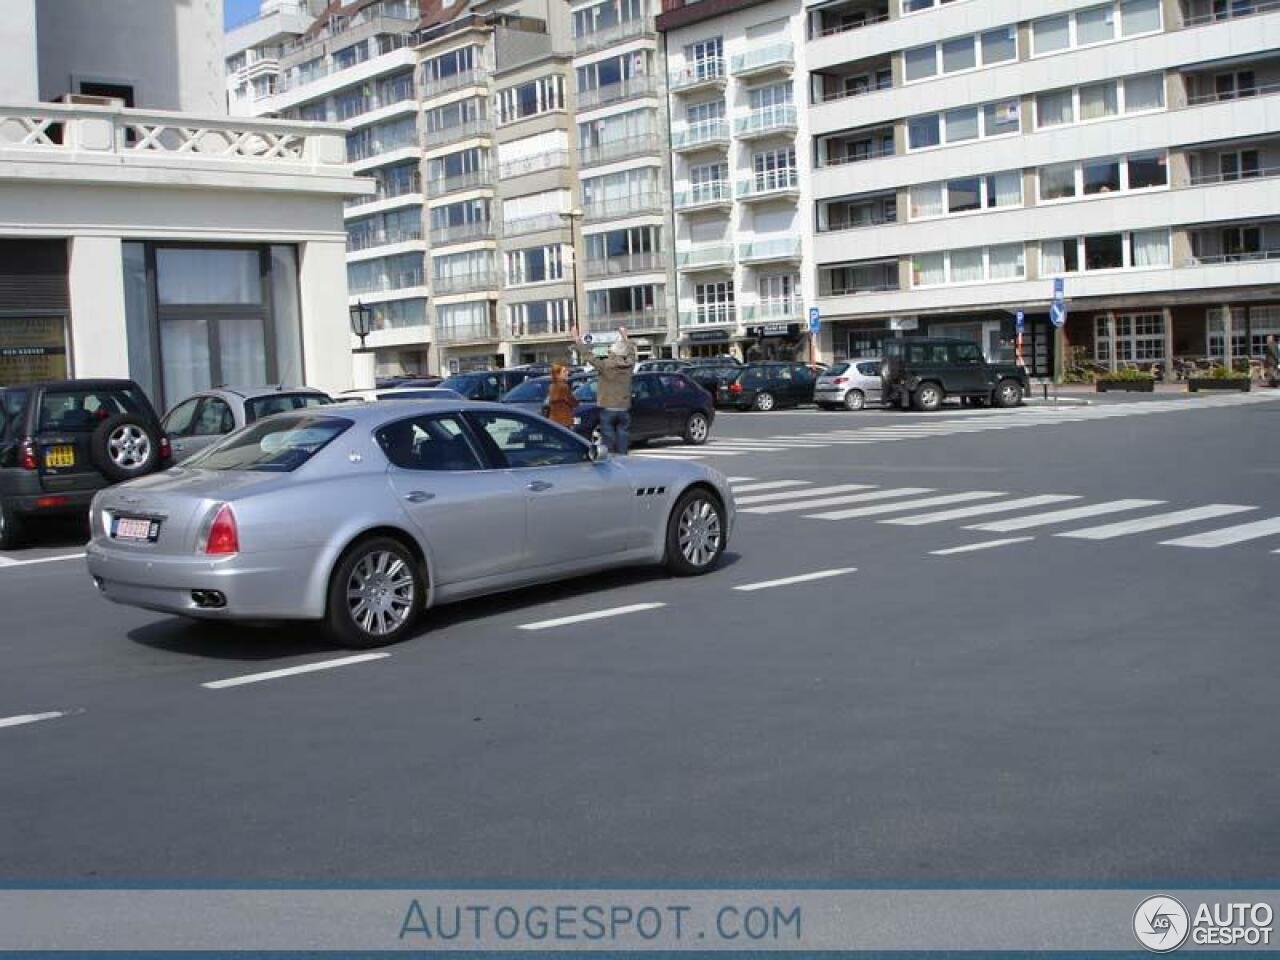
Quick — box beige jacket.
[580,339,637,410]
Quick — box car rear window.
[37,387,148,432]
[190,414,350,472]
[826,363,850,376]
[245,393,330,422]
[502,379,549,403]
[857,362,883,376]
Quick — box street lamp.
[561,208,585,353]
[349,300,373,352]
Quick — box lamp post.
[349,300,373,352]
[561,207,586,358]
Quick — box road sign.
[808,307,821,334]
[1053,278,1065,302]
[1015,310,1025,332]
[581,333,593,344]
[1049,301,1067,328]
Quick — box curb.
[1023,395,1092,406]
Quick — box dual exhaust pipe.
[190,589,227,609]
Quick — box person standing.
[1265,334,1279,388]
[575,326,636,453]
[546,362,577,428]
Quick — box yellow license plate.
[44,445,75,468]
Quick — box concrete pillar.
[352,351,376,389]
[1107,311,1118,373]
[298,239,355,394]
[1222,304,1233,369]
[1163,306,1174,376]
[67,236,129,379]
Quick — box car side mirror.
[589,440,609,462]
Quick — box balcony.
[818,261,898,297]
[499,149,569,179]
[1182,0,1280,26]
[420,68,487,99]
[573,16,655,54]
[734,105,798,141]
[584,192,663,222]
[674,181,733,212]
[437,320,500,345]
[740,300,804,324]
[584,252,665,279]
[349,267,425,295]
[579,133,662,168]
[730,43,793,79]
[426,168,494,198]
[679,305,737,328]
[736,168,799,202]
[814,2,889,37]
[347,136,416,163]
[576,75,660,112]
[1186,78,1280,108]
[509,317,575,340]
[676,244,734,272]
[503,213,567,237]
[344,171,421,209]
[431,271,499,295]
[586,309,666,333]
[668,58,727,94]
[738,236,802,264]
[671,119,729,153]
[422,117,492,149]
[430,220,494,245]
[347,225,423,251]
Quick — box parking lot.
[2,393,1279,882]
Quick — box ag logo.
[1134,896,1190,952]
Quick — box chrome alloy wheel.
[108,425,151,469]
[677,498,723,568]
[346,550,415,637]
[687,413,709,443]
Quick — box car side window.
[953,343,982,364]
[858,362,882,377]
[467,412,588,468]
[928,344,950,364]
[376,414,484,472]
[793,366,815,383]
[776,366,793,381]
[907,345,927,364]
[162,397,201,437]
[193,399,233,437]
[657,374,687,395]
[632,377,658,400]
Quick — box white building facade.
[225,0,328,115]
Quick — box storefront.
[682,328,739,360]
[0,240,70,384]
[745,322,805,361]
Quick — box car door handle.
[526,480,554,492]
[404,491,435,503]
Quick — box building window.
[911,244,1026,287]
[903,24,1017,84]
[1032,1,1161,57]
[1042,231,1170,274]
[505,245,565,286]
[907,98,1018,151]
[573,0,644,39]
[1034,73,1164,129]
[436,301,494,341]
[421,46,477,85]
[588,284,659,318]
[1094,312,1165,363]
[507,299,574,338]
[1038,152,1168,202]
[497,75,565,125]
[693,281,734,324]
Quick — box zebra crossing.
[724,477,1280,553]
[632,392,1280,462]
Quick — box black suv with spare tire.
[0,379,170,548]
[882,337,1028,412]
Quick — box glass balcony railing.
[346,225,423,251]
[676,244,734,270]
[575,75,659,111]
[734,105,798,139]
[584,252,664,279]
[738,236,802,262]
[740,300,803,323]
[579,134,662,167]
[426,169,494,197]
[680,305,737,327]
[348,267,425,295]
[671,119,729,151]
[498,150,570,179]
[503,213,566,236]
[431,271,499,295]
[583,193,663,221]
[736,168,799,199]
[430,220,494,244]
[730,43,794,77]
[573,16,655,53]
[668,58,726,92]
[437,321,500,344]
[509,316,575,339]
[586,309,666,332]
[420,68,487,98]
[675,181,732,209]
[422,117,492,148]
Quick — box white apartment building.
[1,0,367,404]
[571,0,678,359]
[225,0,328,115]
[806,0,1280,375]
[659,0,813,361]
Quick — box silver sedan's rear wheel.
[665,488,726,576]
[325,536,423,648]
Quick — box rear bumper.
[85,541,328,620]
[5,488,97,517]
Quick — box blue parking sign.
[1015,310,1025,332]
[808,307,821,334]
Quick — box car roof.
[308,399,538,427]
[208,385,328,399]
[11,378,142,391]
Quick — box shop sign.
[748,322,800,339]
[687,329,729,343]
[889,316,919,332]
[0,316,68,384]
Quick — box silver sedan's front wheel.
[666,489,726,576]
[325,537,423,648]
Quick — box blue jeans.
[599,409,631,454]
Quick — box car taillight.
[203,504,239,555]
[159,434,172,461]
[19,440,37,471]
[729,382,742,393]
[833,377,848,385]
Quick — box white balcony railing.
[583,192,663,221]
[734,104,798,138]
[668,58,726,91]
[677,244,734,270]
[737,168,799,199]
[573,16,655,53]
[680,305,737,327]
[730,43,794,77]
[587,309,666,332]
[675,181,732,208]
[671,119,730,151]
[575,75,660,111]
[739,237,802,262]
[499,149,569,179]
[584,252,665,278]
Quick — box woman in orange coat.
[546,362,577,428]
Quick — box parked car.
[376,376,443,389]
[86,402,734,647]
[683,364,740,396]
[439,369,541,402]
[572,372,714,446]
[715,363,818,411]
[882,337,1027,411]
[337,387,463,404]
[814,359,884,411]
[162,386,332,464]
[1,378,171,548]
[636,359,691,374]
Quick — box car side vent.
[635,486,667,497]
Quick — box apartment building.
[225,1,328,115]
[572,0,678,359]
[658,0,813,361]
[806,0,1280,375]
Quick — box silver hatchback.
[814,359,883,411]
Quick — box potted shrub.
[1095,367,1156,393]
[1188,365,1251,393]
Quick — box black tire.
[912,382,943,412]
[91,413,161,483]
[994,379,1023,408]
[664,487,726,576]
[323,536,424,648]
[0,500,24,551]
[843,390,865,411]
[683,411,710,446]
[817,403,835,411]
[753,391,776,412]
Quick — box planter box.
[1187,378,1250,392]
[1096,379,1155,393]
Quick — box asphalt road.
[2,393,1279,884]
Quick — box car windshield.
[37,386,148,432]
[439,376,481,398]
[244,393,331,423]
[825,363,850,376]
[572,379,598,402]
[502,379,549,403]
[190,414,350,472]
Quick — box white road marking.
[930,538,1035,556]
[0,552,86,569]
[806,491,1005,521]
[741,487,934,515]
[967,499,1165,533]
[202,653,390,690]
[630,453,706,461]
[733,483,874,506]
[518,602,667,631]
[732,568,857,592]
[0,711,70,730]
[731,480,811,493]
[1058,504,1257,541]
[883,495,1082,526]
[1160,516,1280,549]
[637,448,744,457]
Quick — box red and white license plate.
[113,517,157,542]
